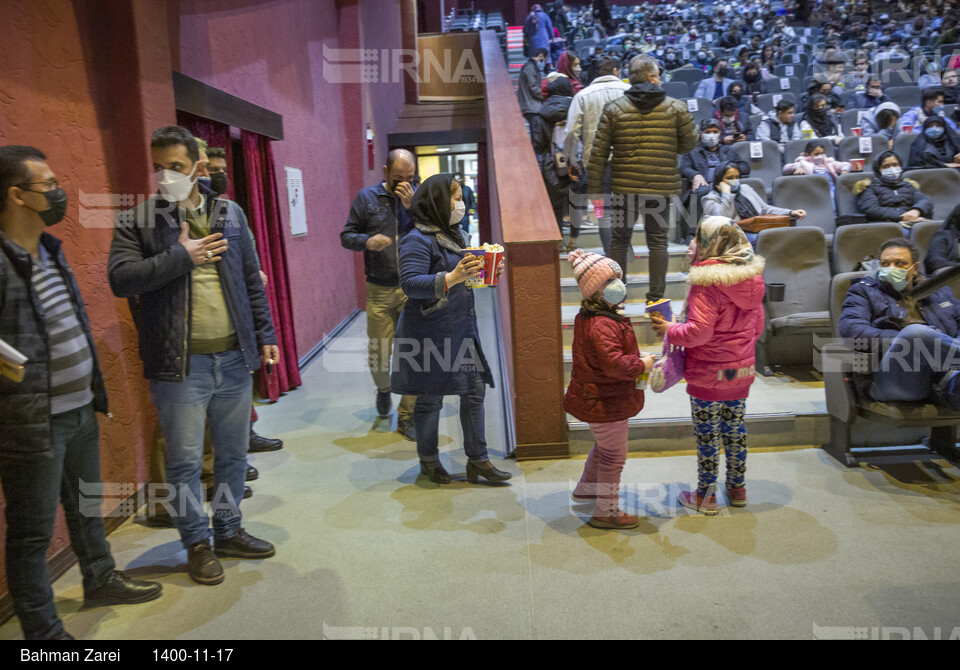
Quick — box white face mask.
[156,162,198,203]
[450,200,466,225]
[881,166,902,180]
[701,132,721,147]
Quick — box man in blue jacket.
[839,237,960,408]
[0,145,162,639]
[108,127,278,587]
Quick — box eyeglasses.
[17,179,60,191]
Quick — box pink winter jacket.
[666,257,766,401]
[781,155,851,180]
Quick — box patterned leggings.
[690,398,748,493]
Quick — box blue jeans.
[870,324,960,405]
[413,376,489,463]
[0,404,116,640]
[150,350,252,548]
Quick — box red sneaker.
[678,489,720,516]
[726,486,747,508]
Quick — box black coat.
[679,143,751,198]
[0,233,108,461]
[853,177,934,222]
[926,226,960,274]
[906,127,960,170]
[108,189,276,382]
[341,183,412,287]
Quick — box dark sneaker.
[376,390,392,418]
[396,418,416,442]
[187,541,224,585]
[214,528,276,559]
[83,570,163,608]
[249,429,283,453]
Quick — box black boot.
[466,459,513,484]
[419,460,452,484]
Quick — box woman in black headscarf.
[799,93,842,145]
[907,116,960,170]
[391,174,512,485]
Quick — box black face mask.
[24,187,68,227]
[210,171,229,195]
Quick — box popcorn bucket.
[851,127,863,136]
[801,129,814,139]
[463,247,486,288]
[850,158,865,171]
[902,125,913,134]
[483,245,505,286]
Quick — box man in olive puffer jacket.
[587,54,698,303]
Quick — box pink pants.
[574,419,629,516]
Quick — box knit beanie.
[568,249,622,299]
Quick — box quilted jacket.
[853,177,933,222]
[0,232,108,461]
[108,189,276,382]
[587,82,698,196]
[666,257,766,401]
[564,308,646,423]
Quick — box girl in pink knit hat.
[563,249,654,529]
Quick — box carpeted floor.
[2,290,959,640]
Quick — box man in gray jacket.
[518,48,548,139]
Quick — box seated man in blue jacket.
[839,237,960,408]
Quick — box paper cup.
[463,248,485,288]
[483,249,505,286]
[850,158,865,171]
[903,125,913,134]
[851,127,862,136]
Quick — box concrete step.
[559,244,691,278]
[560,299,685,348]
[560,272,689,305]
[566,412,830,455]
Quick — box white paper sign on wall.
[286,167,308,237]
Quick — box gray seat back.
[903,168,960,221]
[831,222,902,274]
[731,139,783,199]
[783,138,836,164]
[885,86,922,109]
[910,219,944,268]
[756,92,796,113]
[741,177,769,201]
[670,68,707,87]
[835,172,869,217]
[893,132,918,159]
[772,174,836,237]
[830,271,869,338]
[662,81,689,99]
[837,135,887,171]
[756,227,831,321]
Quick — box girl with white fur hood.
[650,217,766,515]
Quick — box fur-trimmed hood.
[688,257,766,311]
[853,177,920,195]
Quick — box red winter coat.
[564,309,646,423]
[666,257,766,401]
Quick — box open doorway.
[414,143,479,246]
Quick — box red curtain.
[241,130,302,400]
[175,110,235,201]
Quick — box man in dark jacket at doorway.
[340,149,418,441]
[0,145,162,640]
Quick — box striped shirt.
[33,246,94,415]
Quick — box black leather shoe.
[214,527,276,559]
[144,507,176,528]
[376,390,392,418]
[187,541,224,585]
[249,429,283,453]
[397,418,416,442]
[466,460,513,484]
[419,460,451,484]
[246,465,259,481]
[84,570,163,608]
[51,628,75,640]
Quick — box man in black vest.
[0,145,162,640]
